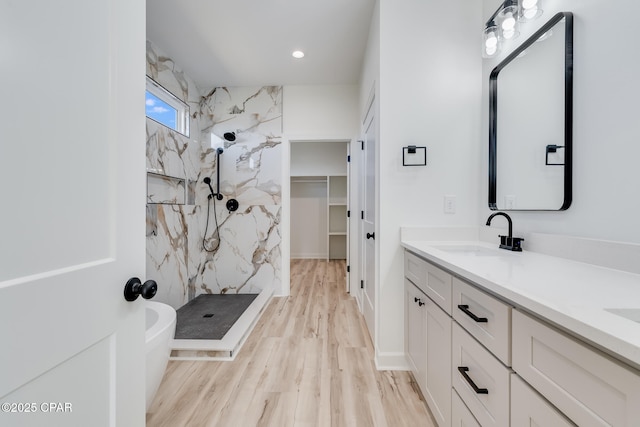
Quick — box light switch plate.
[444,195,456,214]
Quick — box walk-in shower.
[171,136,261,360]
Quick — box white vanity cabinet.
[403,237,640,427]
[404,277,452,427]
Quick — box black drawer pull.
[458,367,488,394]
[457,304,488,323]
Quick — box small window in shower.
[145,76,190,137]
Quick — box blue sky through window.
[145,91,178,130]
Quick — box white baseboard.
[291,253,327,259]
[375,351,410,371]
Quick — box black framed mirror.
[489,12,573,211]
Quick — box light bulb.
[519,0,542,21]
[486,45,498,56]
[502,14,515,30]
[498,5,519,39]
[485,35,498,48]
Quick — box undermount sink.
[431,244,502,257]
[604,308,640,324]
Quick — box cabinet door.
[405,280,452,427]
[511,375,576,426]
[424,296,452,427]
[405,280,427,393]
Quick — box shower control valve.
[124,277,157,301]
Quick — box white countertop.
[401,238,640,370]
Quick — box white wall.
[480,0,640,244]
[290,180,328,258]
[284,85,359,140]
[360,0,483,368]
[290,141,348,176]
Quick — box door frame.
[284,138,353,296]
[359,86,376,340]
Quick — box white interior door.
[0,1,146,426]
[361,96,376,341]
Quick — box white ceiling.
[146,0,376,91]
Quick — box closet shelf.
[290,176,327,183]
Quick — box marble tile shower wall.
[145,41,282,310]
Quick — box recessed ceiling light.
[292,50,305,59]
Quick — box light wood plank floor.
[146,259,435,427]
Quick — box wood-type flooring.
[146,259,435,427]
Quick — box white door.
[361,95,376,340]
[0,1,146,426]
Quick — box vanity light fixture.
[483,23,501,58]
[482,0,544,58]
[482,22,501,58]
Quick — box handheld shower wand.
[203,177,217,200]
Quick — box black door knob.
[366,232,375,240]
[124,278,158,302]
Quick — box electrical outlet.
[444,195,456,214]
[505,195,516,210]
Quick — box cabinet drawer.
[405,251,427,288]
[452,323,511,427]
[404,251,453,314]
[513,310,640,426]
[453,277,511,365]
[511,375,575,427]
[452,389,481,427]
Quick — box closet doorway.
[290,141,351,288]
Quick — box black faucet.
[486,212,524,252]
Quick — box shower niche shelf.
[147,172,187,205]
